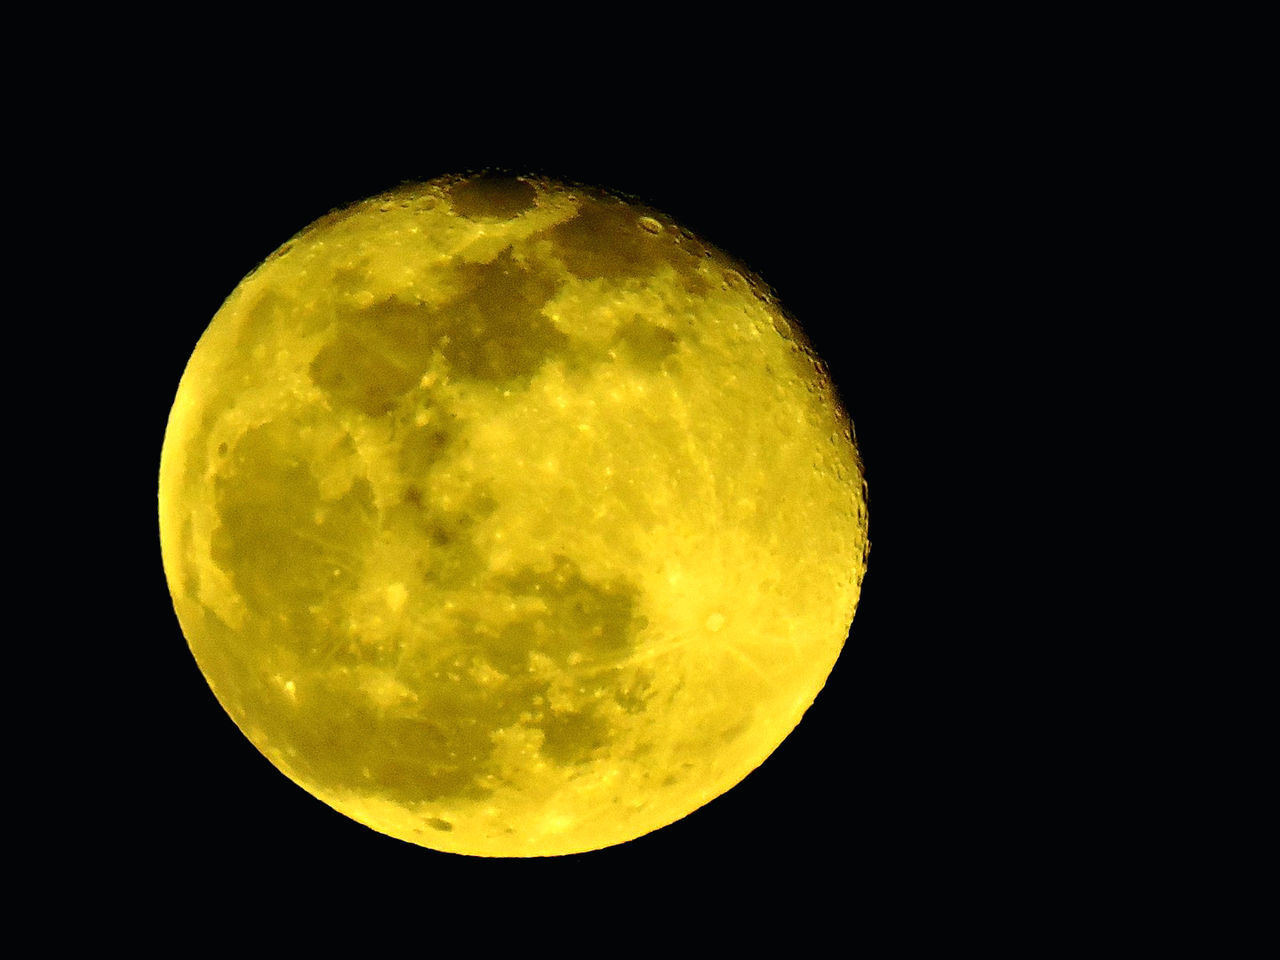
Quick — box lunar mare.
[159,175,869,856]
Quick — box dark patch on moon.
[308,248,568,416]
[497,555,639,668]
[432,249,568,382]
[398,417,459,478]
[546,199,673,280]
[310,328,421,416]
[286,672,508,803]
[447,176,538,220]
[233,290,288,357]
[613,315,679,371]
[210,419,374,623]
[540,704,609,766]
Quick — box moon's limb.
[159,175,868,856]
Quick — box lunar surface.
[158,174,869,856]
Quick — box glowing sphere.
[158,174,869,856]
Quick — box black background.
[113,121,961,914]
[38,21,1120,937]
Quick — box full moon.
[158,174,869,857]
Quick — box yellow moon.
[159,174,869,857]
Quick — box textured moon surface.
[159,174,869,856]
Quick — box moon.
[158,173,869,857]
